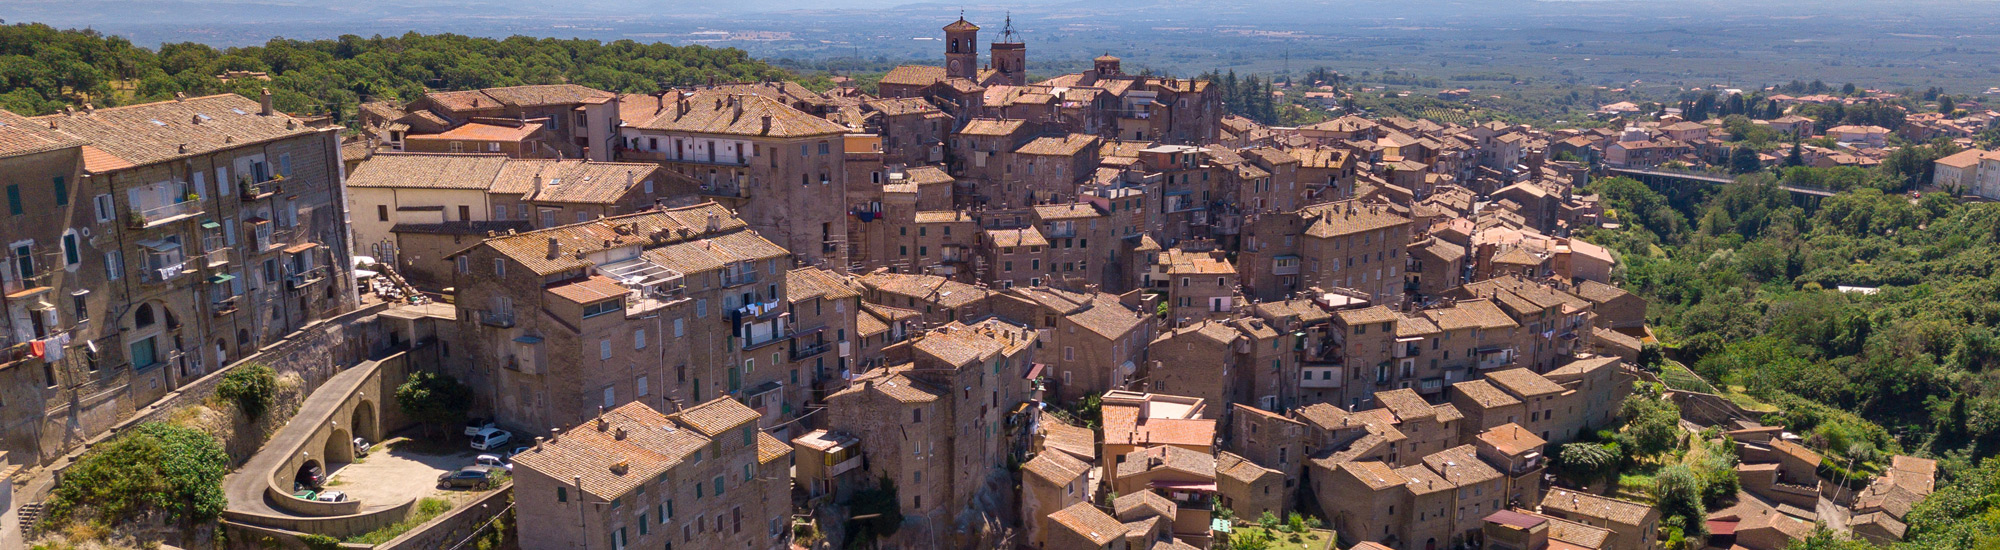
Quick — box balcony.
[721,270,759,288]
[737,299,784,320]
[202,248,231,269]
[479,310,516,328]
[1419,377,1444,394]
[828,454,863,477]
[790,340,832,361]
[146,261,191,283]
[285,266,328,289]
[239,175,281,200]
[128,200,206,229]
[212,297,239,317]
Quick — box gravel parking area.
[324,440,486,511]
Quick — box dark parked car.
[437,465,500,490]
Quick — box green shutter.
[53,177,67,206]
[7,185,20,215]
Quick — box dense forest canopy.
[1581,168,2000,548]
[0,22,791,124]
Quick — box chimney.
[614,427,627,440]
[259,88,274,115]
[761,115,773,135]
[82,103,94,114]
[547,237,561,259]
[532,174,544,196]
[174,92,187,101]
[534,436,545,451]
[550,428,562,443]
[595,417,609,432]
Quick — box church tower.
[990,13,1026,86]
[944,15,980,80]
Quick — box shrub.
[42,423,228,532]
[299,534,341,550]
[216,364,277,418]
[396,370,474,436]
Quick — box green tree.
[216,363,277,418]
[1731,145,1762,174]
[1621,386,1683,457]
[1654,465,1709,539]
[396,370,474,437]
[42,422,229,532]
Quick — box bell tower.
[990,13,1026,86]
[944,14,980,80]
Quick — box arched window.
[134,303,154,328]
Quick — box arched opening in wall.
[294,459,325,491]
[323,426,354,466]
[352,400,379,443]
[1425,538,1436,550]
[214,338,229,368]
[134,303,155,328]
[238,328,252,356]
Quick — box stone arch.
[352,400,380,443]
[323,426,354,464]
[294,459,325,491]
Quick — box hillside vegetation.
[0,23,789,124]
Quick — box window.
[458,205,471,221]
[557,486,568,502]
[62,234,79,266]
[52,177,66,206]
[638,376,650,397]
[6,185,20,215]
[713,476,724,496]
[635,329,647,349]
[456,256,470,274]
[603,386,615,408]
[912,407,923,423]
[377,205,388,222]
[674,318,685,337]
[493,259,505,277]
[94,194,114,223]
[104,250,122,280]
[600,339,612,360]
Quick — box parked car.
[438,465,499,489]
[475,454,512,472]
[314,491,349,503]
[464,418,496,436]
[353,437,371,458]
[470,427,512,451]
[504,446,530,460]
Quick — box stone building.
[510,398,793,550]
[2,93,359,465]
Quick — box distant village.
[0,15,1950,550]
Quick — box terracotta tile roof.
[1376,389,1439,423]
[857,271,990,308]
[1016,133,1099,156]
[1423,444,1503,487]
[407,121,541,142]
[1034,202,1101,220]
[1039,412,1098,462]
[1852,511,1907,539]
[462,202,748,275]
[1115,445,1216,480]
[1396,314,1441,337]
[913,323,1006,367]
[1573,280,1632,304]
[1338,460,1407,491]
[1113,490,1176,522]
[755,432,791,464]
[1065,298,1147,339]
[1049,501,1125,546]
[546,275,629,305]
[1336,306,1398,326]
[644,231,788,282]
[1486,369,1565,398]
[631,90,847,138]
[986,227,1048,248]
[1216,451,1280,484]
[34,93,320,169]
[1769,440,1823,468]
[957,118,1026,137]
[903,165,953,185]
[1252,299,1331,324]
[488,159,666,204]
[1023,450,1091,485]
[508,401,714,499]
[1534,511,1613,549]
[856,308,889,336]
[1547,356,1623,380]
[880,65,949,87]
[1301,200,1411,238]
[673,396,762,437]
[1477,423,1545,456]
[1425,299,1519,330]
[0,109,86,159]
[787,267,862,302]
[1543,488,1654,526]
[431,84,614,111]
[1291,403,1354,431]
[861,372,943,403]
[863,97,940,117]
[1162,249,1234,275]
[913,210,972,223]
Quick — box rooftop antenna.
[1002,12,1017,42]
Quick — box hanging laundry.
[28,339,46,359]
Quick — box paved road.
[222,361,379,517]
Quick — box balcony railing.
[129,200,206,229]
[790,340,832,361]
[479,310,516,328]
[285,266,328,289]
[202,248,231,268]
[147,260,190,283]
[721,270,758,288]
[212,297,239,317]
[239,175,282,200]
